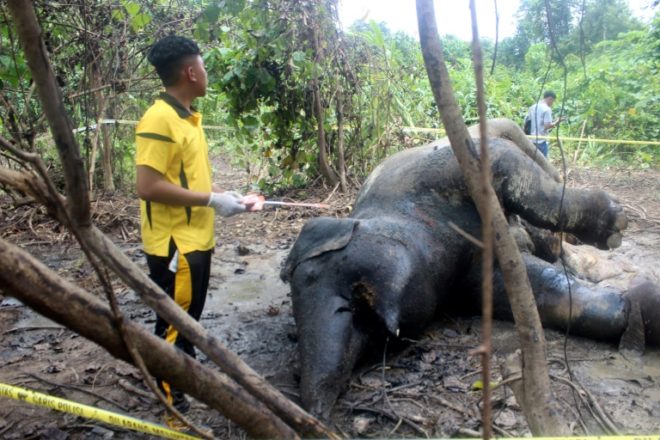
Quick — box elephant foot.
[593,197,628,250]
[619,280,660,354]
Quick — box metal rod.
[263,201,329,209]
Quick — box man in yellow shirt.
[136,35,252,422]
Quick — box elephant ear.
[281,217,359,282]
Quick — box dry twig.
[24,373,128,412]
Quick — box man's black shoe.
[171,389,190,414]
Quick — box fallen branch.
[0,237,298,439]
[550,374,621,435]
[345,405,430,438]
[3,325,64,335]
[117,379,155,401]
[81,225,337,439]
[425,394,475,419]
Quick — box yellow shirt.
[135,92,214,256]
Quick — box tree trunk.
[0,152,338,440]
[101,111,115,191]
[416,0,568,435]
[0,238,298,440]
[336,91,348,192]
[88,61,106,195]
[7,0,90,226]
[310,19,338,186]
[76,226,336,439]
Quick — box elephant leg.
[462,253,660,348]
[462,253,628,342]
[490,143,627,250]
[500,254,629,341]
[621,280,660,350]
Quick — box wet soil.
[0,162,658,439]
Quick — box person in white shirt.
[527,90,562,157]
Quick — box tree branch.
[0,238,297,439]
[7,0,90,225]
[415,0,568,434]
[468,2,493,438]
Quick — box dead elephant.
[280,119,660,418]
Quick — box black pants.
[145,241,212,410]
[146,241,213,358]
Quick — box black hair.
[543,90,557,99]
[147,36,200,86]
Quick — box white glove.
[224,191,244,199]
[207,191,246,217]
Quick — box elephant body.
[281,119,657,418]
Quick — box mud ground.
[0,162,659,439]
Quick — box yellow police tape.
[0,383,200,440]
[2,382,659,440]
[401,126,660,147]
[524,134,660,146]
[74,120,660,146]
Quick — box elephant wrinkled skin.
[281,119,659,419]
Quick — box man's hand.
[552,116,566,127]
[207,192,246,217]
[241,194,265,212]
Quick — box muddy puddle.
[207,244,290,314]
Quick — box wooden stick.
[0,238,298,439]
[416,1,568,434]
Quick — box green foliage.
[195,0,350,190]
[1,0,658,196]
[0,0,201,190]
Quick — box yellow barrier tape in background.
[0,383,200,440]
[42,119,660,147]
[401,126,660,147]
[523,134,660,146]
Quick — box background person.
[527,90,563,157]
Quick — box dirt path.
[0,161,658,438]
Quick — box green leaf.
[260,111,275,125]
[242,115,259,130]
[222,70,235,83]
[111,9,125,21]
[203,5,221,23]
[0,55,12,68]
[218,47,233,57]
[255,68,275,93]
[226,0,245,16]
[195,22,210,41]
[122,1,140,17]
[292,51,306,64]
[130,13,151,32]
[244,67,258,89]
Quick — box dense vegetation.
[1,0,658,194]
